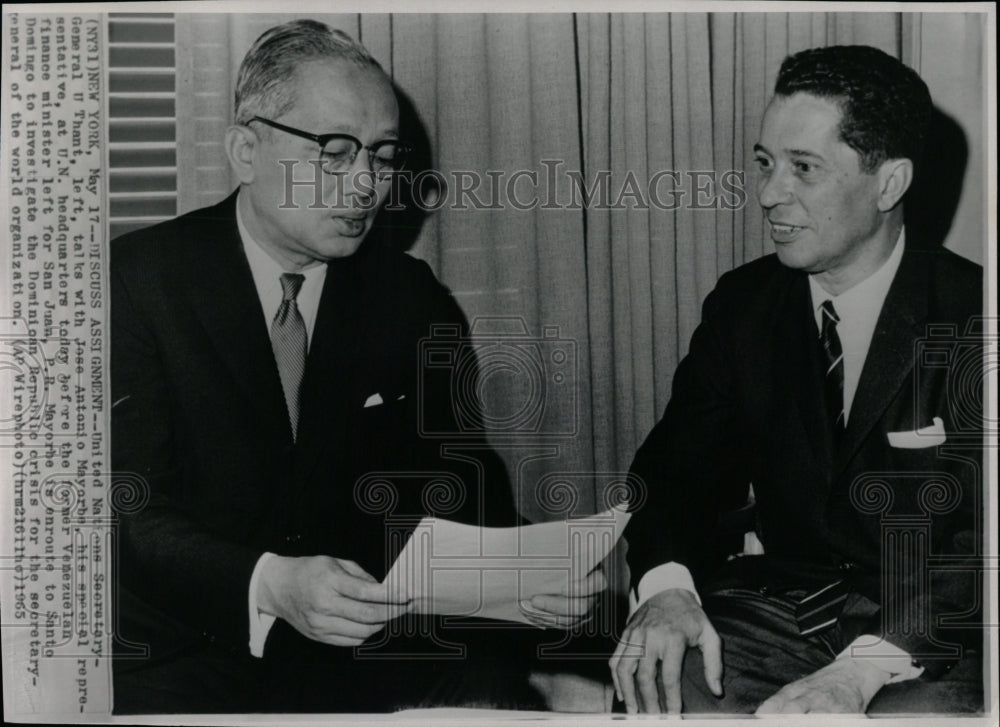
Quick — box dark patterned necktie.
[819,300,845,439]
[271,273,307,439]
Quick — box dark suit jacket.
[625,245,983,677]
[110,191,519,710]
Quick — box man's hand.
[257,555,411,647]
[522,569,608,630]
[608,588,723,714]
[755,657,891,714]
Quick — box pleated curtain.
[174,11,985,524]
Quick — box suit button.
[759,586,770,596]
[285,534,301,544]
[840,561,857,572]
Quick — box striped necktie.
[794,299,850,636]
[271,273,307,439]
[795,577,851,636]
[819,300,845,439]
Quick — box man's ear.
[875,158,913,212]
[225,124,259,184]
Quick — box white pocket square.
[887,417,946,448]
[363,393,384,408]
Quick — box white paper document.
[382,507,631,624]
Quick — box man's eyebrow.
[752,143,827,163]
[785,148,826,162]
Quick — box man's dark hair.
[775,45,932,173]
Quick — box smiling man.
[611,45,984,715]
[109,20,588,713]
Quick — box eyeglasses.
[249,116,411,175]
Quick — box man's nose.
[336,153,379,205]
[757,168,792,208]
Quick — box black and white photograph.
[1,1,996,722]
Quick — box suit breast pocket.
[360,392,410,419]
[886,417,947,449]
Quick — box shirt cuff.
[248,552,278,658]
[629,561,701,615]
[836,635,925,683]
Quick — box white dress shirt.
[808,227,905,424]
[635,229,921,681]
[236,193,327,657]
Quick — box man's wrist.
[632,562,700,614]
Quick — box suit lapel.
[836,248,927,475]
[180,192,292,444]
[777,272,837,480]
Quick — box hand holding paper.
[521,568,609,629]
[382,506,631,625]
[258,555,411,646]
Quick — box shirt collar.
[236,191,326,295]
[809,227,905,328]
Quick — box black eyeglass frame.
[249,116,412,174]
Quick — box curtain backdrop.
[173,12,986,524]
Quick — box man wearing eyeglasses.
[110,20,570,713]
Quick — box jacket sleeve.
[624,274,753,591]
[111,260,262,651]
